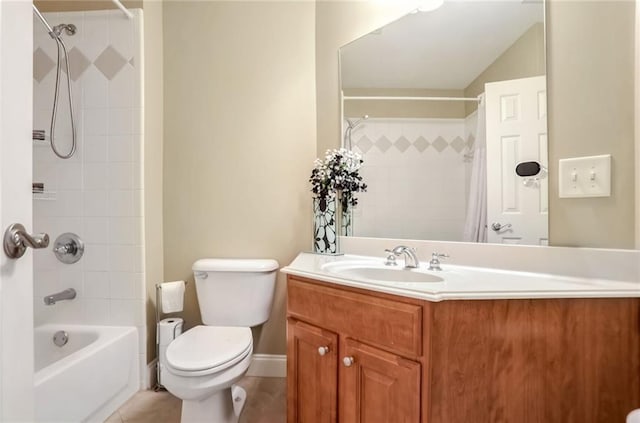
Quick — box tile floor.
[106,377,286,423]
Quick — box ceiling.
[340,1,544,90]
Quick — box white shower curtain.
[462,98,487,242]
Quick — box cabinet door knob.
[342,356,355,367]
[318,346,330,356]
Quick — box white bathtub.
[34,324,140,423]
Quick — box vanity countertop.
[281,252,640,302]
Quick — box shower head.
[51,23,77,38]
[33,5,76,40]
[347,114,369,129]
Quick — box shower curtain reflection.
[462,96,487,242]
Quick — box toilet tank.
[192,258,279,327]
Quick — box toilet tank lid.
[192,258,279,273]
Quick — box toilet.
[161,258,279,423]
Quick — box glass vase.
[313,197,341,255]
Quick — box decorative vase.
[341,203,353,237]
[313,197,341,254]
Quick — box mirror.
[340,2,549,245]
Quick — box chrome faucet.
[428,252,449,271]
[44,288,76,305]
[385,246,419,268]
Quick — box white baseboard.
[247,354,286,378]
[146,358,158,389]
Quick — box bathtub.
[34,324,139,423]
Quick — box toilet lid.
[166,326,252,373]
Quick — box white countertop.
[281,253,640,302]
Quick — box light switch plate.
[558,154,611,198]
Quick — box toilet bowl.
[163,326,253,422]
[160,258,279,423]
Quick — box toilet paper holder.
[154,281,188,391]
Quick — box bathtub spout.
[44,288,76,305]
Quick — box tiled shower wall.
[351,117,477,241]
[32,10,145,380]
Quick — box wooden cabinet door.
[287,319,338,423]
[339,338,421,423]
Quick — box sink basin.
[321,262,444,283]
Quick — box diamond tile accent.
[67,47,91,81]
[432,136,448,153]
[413,136,429,152]
[94,46,127,80]
[356,135,373,153]
[395,136,411,153]
[375,136,392,152]
[450,136,465,153]
[33,48,55,82]
[466,134,475,149]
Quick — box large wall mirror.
[340,1,547,245]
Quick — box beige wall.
[547,1,635,248]
[344,88,467,119]
[316,1,421,155]
[143,0,164,363]
[464,22,545,115]
[162,1,316,355]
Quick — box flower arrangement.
[309,148,367,213]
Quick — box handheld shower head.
[344,115,369,150]
[347,114,369,129]
[51,23,77,38]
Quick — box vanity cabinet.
[286,275,640,423]
[287,276,423,423]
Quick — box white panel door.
[0,0,35,420]
[485,76,548,245]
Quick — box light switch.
[558,154,611,198]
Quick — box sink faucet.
[428,252,449,271]
[44,288,76,305]
[385,246,419,268]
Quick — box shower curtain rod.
[33,1,132,20]
[343,95,480,102]
[112,0,133,19]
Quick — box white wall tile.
[34,11,145,353]
[109,272,140,299]
[54,190,83,217]
[84,163,108,190]
[109,190,134,216]
[108,162,133,190]
[56,162,83,190]
[109,245,135,272]
[109,108,133,135]
[58,269,84,297]
[110,299,143,325]
[83,299,110,324]
[108,65,135,108]
[83,67,109,109]
[83,190,109,216]
[108,217,135,245]
[80,12,109,62]
[83,244,110,271]
[84,271,110,298]
[108,135,133,162]
[108,13,134,60]
[84,135,108,162]
[83,217,109,243]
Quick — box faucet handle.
[432,252,449,260]
[384,249,398,266]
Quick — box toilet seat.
[166,326,252,377]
